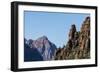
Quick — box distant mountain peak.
[24,36,57,61]
[38,35,48,41]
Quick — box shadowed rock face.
[24,42,43,61]
[24,36,57,61]
[55,16,90,60]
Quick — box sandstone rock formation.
[55,16,90,60]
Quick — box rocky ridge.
[55,17,90,60]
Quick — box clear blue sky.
[24,11,90,48]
